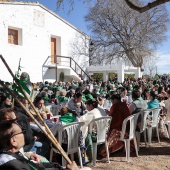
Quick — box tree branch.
[125,0,170,13]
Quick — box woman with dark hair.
[120,87,129,103]
[30,95,53,119]
[67,92,86,116]
[147,92,168,137]
[0,93,12,109]
[158,86,163,94]
[147,91,159,109]
[79,99,107,163]
[79,99,107,140]
[141,88,150,101]
[158,86,167,99]
[99,94,130,157]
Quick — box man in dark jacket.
[0,107,49,156]
[0,120,79,170]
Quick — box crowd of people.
[0,72,170,169]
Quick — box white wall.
[0,2,89,82]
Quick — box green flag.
[154,74,159,80]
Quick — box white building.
[86,63,142,83]
[0,1,90,83]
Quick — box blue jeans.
[30,141,49,156]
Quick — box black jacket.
[0,152,69,170]
[15,108,35,152]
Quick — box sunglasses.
[11,129,26,138]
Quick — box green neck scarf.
[136,97,143,101]
[57,95,68,103]
[59,113,76,124]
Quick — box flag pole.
[0,55,72,164]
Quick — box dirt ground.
[90,137,170,170]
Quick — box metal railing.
[42,55,91,80]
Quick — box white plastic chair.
[134,110,150,151]
[120,115,138,162]
[164,112,170,138]
[88,116,112,166]
[144,108,161,145]
[50,122,85,168]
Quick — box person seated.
[56,82,64,91]
[71,80,79,90]
[59,107,79,125]
[30,95,53,119]
[91,87,100,99]
[50,107,90,166]
[40,89,51,106]
[129,89,148,115]
[79,99,107,142]
[0,108,47,163]
[120,87,129,104]
[99,94,130,157]
[51,107,79,142]
[78,99,107,163]
[100,85,108,95]
[141,88,150,101]
[66,89,75,99]
[0,120,80,170]
[0,93,12,109]
[56,89,68,106]
[157,94,165,108]
[129,89,148,133]
[67,92,86,116]
[0,107,49,157]
[82,85,91,95]
[158,86,167,98]
[65,82,72,91]
[51,107,79,135]
[147,91,159,109]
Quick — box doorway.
[51,37,56,63]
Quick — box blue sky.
[21,0,170,74]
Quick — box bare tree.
[85,0,169,68]
[55,0,170,13]
[68,33,89,69]
[143,53,159,77]
[125,0,170,13]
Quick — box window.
[8,28,18,45]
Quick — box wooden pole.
[0,55,72,164]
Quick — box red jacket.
[109,102,130,131]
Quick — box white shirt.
[79,107,107,140]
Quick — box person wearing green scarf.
[59,107,78,124]
[59,113,76,124]
[129,89,147,115]
[56,89,68,104]
[57,95,68,103]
